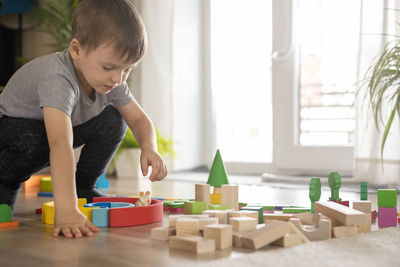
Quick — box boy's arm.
[43,107,99,238]
[117,99,168,181]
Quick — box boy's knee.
[102,105,128,141]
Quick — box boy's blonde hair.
[72,0,147,63]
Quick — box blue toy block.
[110,202,134,208]
[37,192,53,197]
[95,173,110,189]
[92,208,109,227]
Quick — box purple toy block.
[378,207,398,227]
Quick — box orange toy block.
[289,217,331,241]
[203,224,233,250]
[229,217,257,232]
[169,235,215,254]
[314,201,369,226]
[23,174,48,193]
[0,221,19,229]
[241,221,290,250]
[151,226,176,241]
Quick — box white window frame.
[204,0,353,175]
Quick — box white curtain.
[354,0,400,185]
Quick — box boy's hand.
[140,149,168,182]
[53,208,100,238]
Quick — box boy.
[0,0,167,238]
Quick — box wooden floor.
[0,173,385,267]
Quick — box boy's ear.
[69,38,82,59]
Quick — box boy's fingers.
[149,161,160,181]
[61,227,73,238]
[78,225,93,237]
[53,226,61,237]
[141,159,148,176]
[71,226,82,238]
[85,220,100,232]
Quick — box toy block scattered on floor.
[203,224,233,249]
[208,203,231,210]
[378,207,398,227]
[195,184,210,206]
[352,201,372,214]
[333,225,358,238]
[0,221,19,229]
[328,172,342,201]
[360,182,368,200]
[210,193,221,204]
[202,210,229,224]
[241,221,290,250]
[221,184,239,211]
[184,201,207,215]
[263,213,294,222]
[95,173,109,189]
[199,217,219,230]
[309,177,321,213]
[168,214,209,227]
[169,235,215,254]
[151,226,176,241]
[329,200,349,207]
[37,192,53,197]
[240,206,263,224]
[314,201,369,226]
[272,232,303,248]
[229,217,257,232]
[23,174,46,193]
[0,204,12,223]
[176,217,200,236]
[293,212,320,225]
[289,217,332,241]
[39,176,52,192]
[377,189,397,207]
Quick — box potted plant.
[359,40,400,158]
[110,128,175,178]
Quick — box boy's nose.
[111,72,123,84]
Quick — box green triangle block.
[0,204,12,223]
[207,149,229,186]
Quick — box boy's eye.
[103,66,113,71]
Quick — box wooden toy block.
[355,223,371,233]
[232,232,245,248]
[333,226,358,238]
[229,217,257,232]
[241,221,290,250]
[273,233,303,248]
[208,203,231,210]
[176,229,201,236]
[314,201,369,225]
[210,193,221,204]
[241,206,263,224]
[328,172,342,201]
[309,177,321,213]
[207,149,229,187]
[0,221,19,229]
[352,201,372,214]
[151,226,176,241]
[199,217,219,230]
[39,176,52,192]
[293,212,320,225]
[176,217,200,231]
[168,214,209,227]
[184,201,207,215]
[203,224,233,250]
[377,189,397,207]
[0,204,12,223]
[329,200,349,207]
[287,221,310,243]
[195,184,210,205]
[263,213,294,222]
[289,217,331,241]
[242,210,259,221]
[202,210,228,224]
[213,186,222,194]
[378,207,398,227]
[221,184,239,211]
[360,182,368,200]
[282,207,311,213]
[227,210,248,223]
[169,235,216,254]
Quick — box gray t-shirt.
[0,49,133,126]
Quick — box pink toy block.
[378,207,397,227]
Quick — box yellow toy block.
[42,198,92,225]
[210,193,221,204]
[39,177,52,192]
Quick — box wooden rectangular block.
[176,217,200,231]
[203,210,228,224]
[221,184,239,211]
[314,201,369,225]
[229,217,257,232]
[169,235,215,254]
[273,233,303,247]
[176,229,201,236]
[263,213,295,222]
[169,214,209,227]
[352,201,372,214]
[199,217,219,230]
[333,226,358,238]
[195,184,210,205]
[203,224,233,249]
[151,226,176,241]
[241,221,290,250]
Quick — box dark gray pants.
[0,105,127,208]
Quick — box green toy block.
[360,182,368,200]
[328,172,342,201]
[168,202,184,209]
[207,149,229,187]
[246,203,274,210]
[0,204,12,223]
[208,204,231,210]
[240,206,263,224]
[39,176,52,192]
[184,201,207,215]
[377,189,397,207]
[282,207,311,213]
[239,202,248,207]
[309,177,321,213]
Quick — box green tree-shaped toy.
[207,149,229,188]
[328,172,342,201]
[309,177,321,214]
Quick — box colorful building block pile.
[377,189,397,228]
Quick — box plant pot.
[115,148,142,178]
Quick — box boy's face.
[70,40,136,95]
